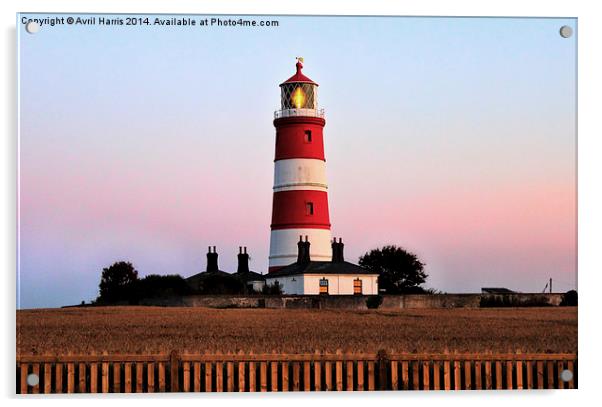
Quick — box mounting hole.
[25,21,40,34]
[26,373,39,387]
[559,25,573,38]
[560,369,573,382]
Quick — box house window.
[353,278,363,295]
[319,278,329,295]
[304,130,312,143]
[306,202,314,215]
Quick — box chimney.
[297,235,311,265]
[237,246,250,273]
[331,238,337,262]
[207,246,219,271]
[332,237,345,262]
[297,235,304,263]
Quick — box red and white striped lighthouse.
[268,58,332,273]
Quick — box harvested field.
[17,306,577,355]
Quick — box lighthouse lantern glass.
[280,83,317,110]
[291,87,305,109]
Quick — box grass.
[17,306,577,355]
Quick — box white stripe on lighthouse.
[268,228,333,268]
[273,158,328,193]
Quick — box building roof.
[234,270,266,282]
[266,260,378,278]
[280,61,318,86]
[186,270,232,283]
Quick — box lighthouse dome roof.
[280,60,318,86]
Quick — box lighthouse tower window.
[304,130,312,143]
[306,202,314,215]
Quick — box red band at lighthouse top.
[280,60,319,87]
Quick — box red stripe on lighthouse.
[271,190,331,230]
[274,117,326,161]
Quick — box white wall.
[265,275,305,294]
[265,274,378,295]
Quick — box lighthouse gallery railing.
[274,108,325,119]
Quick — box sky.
[18,14,577,308]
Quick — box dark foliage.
[97,261,139,304]
[479,294,552,307]
[366,295,383,309]
[97,261,197,304]
[560,290,578,306]
[129,274,192,303]
[197,274,245,295]
[358,245,428,294]
[262,281,283,295]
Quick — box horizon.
[18,14,577,308]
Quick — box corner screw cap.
[559,25,573,38]
[25,21,40,34]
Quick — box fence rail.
[16,351,577,394]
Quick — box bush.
[262,282,283,295]
[366,295,383,309]
[130,274,192,303]
[480,294,551,308]
[560,290,578,306]
[197,274,245,295]
[98,267,195,305]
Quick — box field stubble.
[17,306,577,355]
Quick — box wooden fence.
[16,351,577,394]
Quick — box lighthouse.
[268,59,332,272]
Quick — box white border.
[3,1,600,406]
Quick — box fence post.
[170,350,179,392]
[377,349,388,391]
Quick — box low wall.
[140,293,565,309]
[381,294,482,309]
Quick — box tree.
[560,290,578,306]
[98,261,139,304]
[359,245,427,294]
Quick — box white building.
[264,237,379,295]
